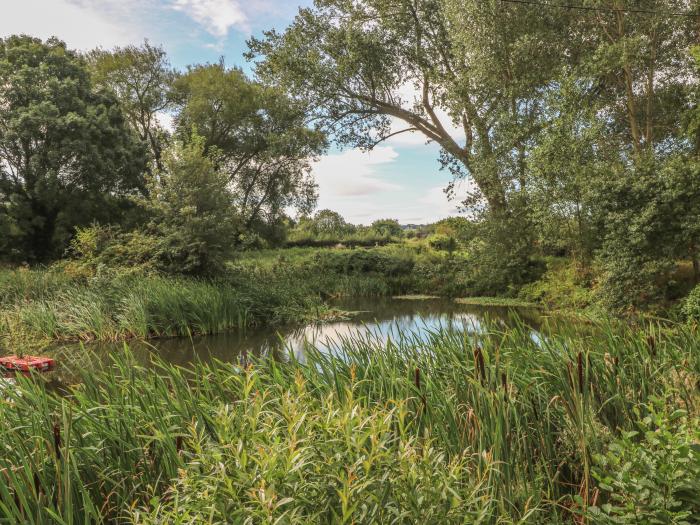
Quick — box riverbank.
[1,320,698,523]
[0,245,521,349]
[1,246,695,350]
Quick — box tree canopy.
[171,63,326,237]
[0,35,146,261]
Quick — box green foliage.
[64,138,238,277]
[370,218,402,237]
[0,264,326,347]
[312,247,415,277]
[518,258,594,310]
[309,209,350,235]
[431,217,476,245]
[1,316,700,522]
[682,284,700,324]
[590,404,700,524]
[142,136,238,276]
[466,211,544,296]
[286,211,398,248]
[0,35,146,262]
[172,63,324,240]
[427,233,457,253]
[88,41,175,169]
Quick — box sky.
[0,0,467,224]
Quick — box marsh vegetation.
[1,0,700,522]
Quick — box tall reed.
[0,319,696,523]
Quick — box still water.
[94,297,543,367]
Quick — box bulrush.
[473,346,486,385]
[577,352,585,395]
[647,334,657,357]
[0,321,696,523]
[52,423,62,461]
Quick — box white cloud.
[0,0,145,50]
[313,147,402,198]
[170,0,248,37]
[311,146,478,225]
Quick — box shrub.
[313,248,414,277]
[427,234,457,253]
[590,403,700,524]
[682,284,700,323]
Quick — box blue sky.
[1,0,465,224]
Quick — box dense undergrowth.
[0,320,698,523]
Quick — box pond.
[78,296,544,368]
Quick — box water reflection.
[97,297,544,366]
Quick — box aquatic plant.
[0,319,697,523]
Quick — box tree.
[142,135,238,276]
[312,209,348,236]
[0,35,146,262]
[370,219,402,237]
[248,0,567,217]
[171,63,325,239]
[530,2,698,308]
[89,41,176,170]
[431,217,476,245]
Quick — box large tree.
[171,63,325,236]
[88,41,176,170]
[529,1,698,308]
[248,0,567,216]
[0,36,146,261]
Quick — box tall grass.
[0,268,325,349]
[0,319,697,523]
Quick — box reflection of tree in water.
[53,298,546,372]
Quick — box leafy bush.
[682,284,700,323]
[590,403,700,524]
[65,138,238,277]
[518,257,594,309]
[313,248,414,277]
[427,234,457,253]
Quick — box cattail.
[176,435,183,454]
[577,352,584,394]
[474,347,486,385]
[414,367,421,390]
[53,424,61,461]
[34,472,42,498]
[501,372,508,401]
[647,335,656,357]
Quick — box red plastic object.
[0,355,55,372]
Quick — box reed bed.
[0,320,698,523]
[0,268,325,349]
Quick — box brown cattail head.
[473,347,486,385]
[176,435,183,454]
[414,367,421,390]
[647,335,656,356]
[34,472,42,497]
[53,424,61,461]
[577,352,584,395]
